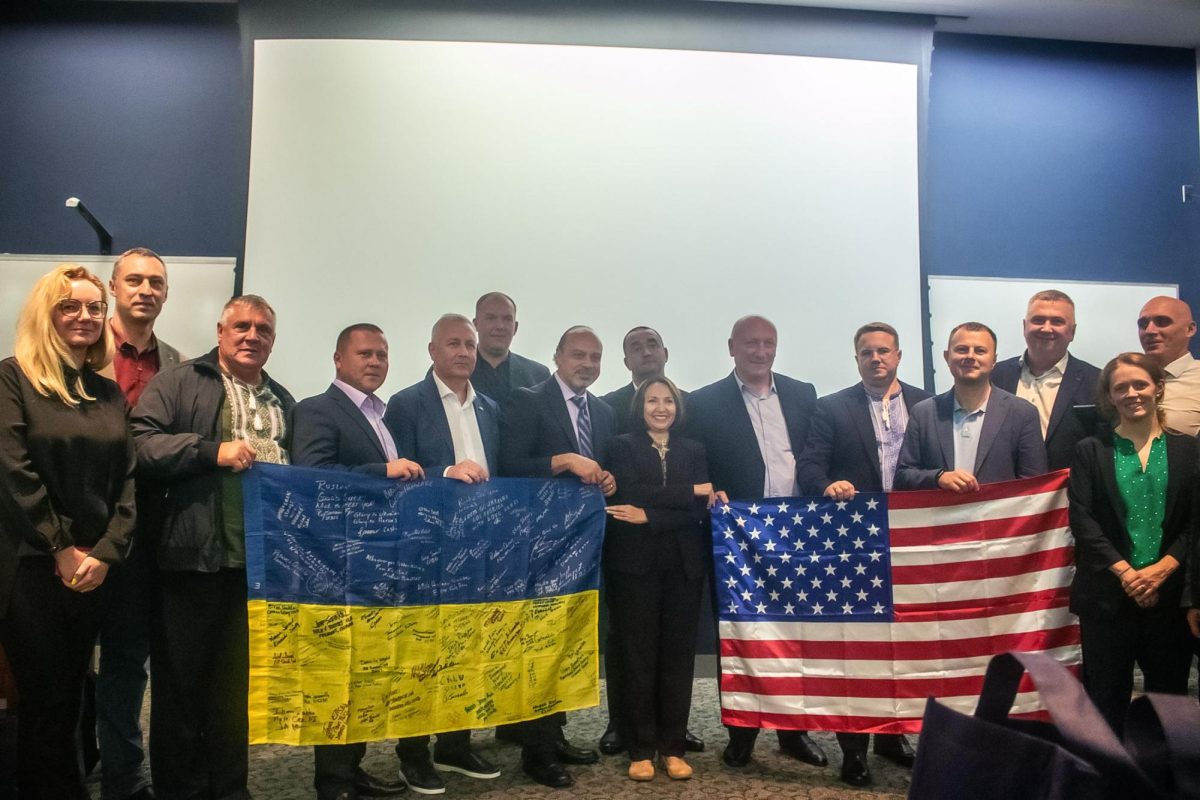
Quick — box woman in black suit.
[605,376,725,782]
[1067,352,1197,735]
[0,264,135,799]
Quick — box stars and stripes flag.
[713,470,1080,733]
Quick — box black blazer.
[796,381,932,495]
[894,387,1048,489]
[992,353,1102,472]
[289,384,394,475]
[1067,431,1199,616]
[605,432,710,579]
[500,376,615,478]
[383,374,500,476]
[687,371,817,501]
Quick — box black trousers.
[394,729,471,762]
[149,568,250,800]
[1079,604,1193,736]
[312,744,366,800]
[608,566,702,760]
[0,557,107,800]
[599,575,624,728]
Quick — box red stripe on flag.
[893,588,1071,622]
[722,670,1052,699]
[885,469,1070,510]
[889,507,1069,547]
[720,708,1054,735]
[891,545,1074,584]
[720,624,1081,662]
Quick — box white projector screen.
[244,40,922,402]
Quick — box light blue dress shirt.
[952,394,988,473]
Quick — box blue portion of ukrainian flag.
[243,463,606,608]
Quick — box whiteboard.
[0,254,236,363]
[927,275,1178,393]
[244,39,923,401]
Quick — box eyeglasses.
[56,299,108,319]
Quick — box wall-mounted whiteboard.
[244,39,922,401]
[927,275,1178,393]
[0,254,236,362]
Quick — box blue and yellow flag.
[242,463,605,745]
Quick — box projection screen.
[244,39,922,401]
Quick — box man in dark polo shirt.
[96,247,182,800]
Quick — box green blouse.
[1112,433,1168,569]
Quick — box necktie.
[572,395,594,458]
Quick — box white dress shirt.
[734,372,798,497]
[432,373,488,472]
[1161,352,1200,436]
[332,379,398,460]
[1015,352,1069,438]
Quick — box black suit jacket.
[992,353,1102,472]
[500,376,616,478]
[1067,431,1199,616]
[383,374,501,476]
[796,381,932,495]
[289,384,393,475]
[687,372,817,501]
[894,387,1048,489]
[605,432,709,579]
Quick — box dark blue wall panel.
[926,34,1200,324]
[0,12,247,257]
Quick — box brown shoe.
[628,760,655,781]
[663,756,693,780]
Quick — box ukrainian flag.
[242,463,604,745]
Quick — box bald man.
[687,315,827,771]
[1138,296,1200,436]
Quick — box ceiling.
[710,0,1200,48]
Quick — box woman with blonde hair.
[0,263,136,799]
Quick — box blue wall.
[0,8,247,258]
[926,34,1200,328]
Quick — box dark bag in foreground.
[1123,693,1200,800]
[908,651,1155,800]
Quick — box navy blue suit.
[991,353,1102,472]
[382,374,501,767]
[796,381,932,496]
[383,374,500,477]
[894,386,1048,489]
[289,383,398,800]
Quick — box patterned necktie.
[571,395,594,458]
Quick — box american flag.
[713,470,1080,734]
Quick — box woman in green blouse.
[1067,352,1197,734]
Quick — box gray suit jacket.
[894,386,1048,489]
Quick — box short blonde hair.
[15,264,112,405]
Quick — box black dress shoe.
[598,724,624,755]
[353,766,407,797]
[398,758,446,795]
[840,751,872,787]
[873,734,916,768]
[684,730,705,753]
[721,739,754,768]
[126,789,157,800]
[554,735,599,765]
[780,732,828,767]
[433,749,501,779]
[522,757,574,788]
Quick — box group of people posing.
[1,249,1198,800]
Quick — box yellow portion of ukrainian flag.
[247,590,599,745]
